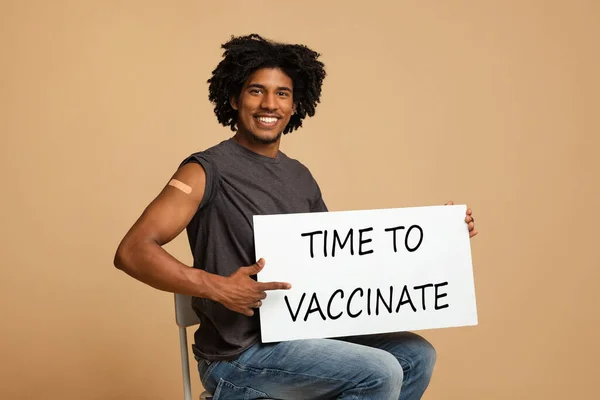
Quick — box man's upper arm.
[123,162,208,247]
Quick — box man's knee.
[370,351,404,396]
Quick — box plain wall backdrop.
[1,1,599,399]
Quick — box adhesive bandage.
[168,179,192,194]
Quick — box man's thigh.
[198,338,401,400]
[336,331,437,399]
[336,331,436,371]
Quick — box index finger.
[257,281,292,291]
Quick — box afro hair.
[207,34,326,134]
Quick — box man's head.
[208,34,326,144]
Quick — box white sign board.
[253,205,478,343]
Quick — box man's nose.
[260,92,277,110]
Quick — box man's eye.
[249,89,261,94]
[277,92,289,96]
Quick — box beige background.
[2,1,599,399]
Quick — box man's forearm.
[113,239,220,300]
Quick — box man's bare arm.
[113,161,291,315]
[113,162,218,299]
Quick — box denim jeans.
[196,331,436,399]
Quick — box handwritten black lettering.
[358,227,374,255]
[376,286,394,315]
[304,292,327,321]
[285,293,306,322]
[347,288,364,318]
[434,282,449,310]
[327,289,344,320]
[396,285,417,312]
[332,229,354,256]
[384,226,405,253]
[405,225,424,252]
[284,281,450,323]
[413,283,434,310]
[300,230,323,258]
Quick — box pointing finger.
[258,281,292,291]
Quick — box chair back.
[175,293,200,328]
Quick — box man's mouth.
[254,116,280,128]
[256,116,279,124]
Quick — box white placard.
[253,205,478,343]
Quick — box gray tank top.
[180,138,327,361]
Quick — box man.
[114,34,478,399]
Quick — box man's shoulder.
[278,151,317,181]
[188,139,232,157]
[179,139,233,167]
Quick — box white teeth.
[257,117,278,124]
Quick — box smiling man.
[114,34,477,400]
[231,68,294,145]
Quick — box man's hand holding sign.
[446,200,478,238]
[252,202,478,343]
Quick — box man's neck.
[232,132,280,158]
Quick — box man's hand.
[212,258,291,317]
[446,200,478,238]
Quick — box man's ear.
[292,103,297,115]
[230,96,239,111]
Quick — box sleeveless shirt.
[180,138,328,360]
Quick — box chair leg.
[179,327,193,400]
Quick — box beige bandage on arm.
[168,179,192,194]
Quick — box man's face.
[231,67,295,145]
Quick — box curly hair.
[207,34,326,134]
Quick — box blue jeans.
[196,331,436,399]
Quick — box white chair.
[174,293,213,400]
[174,294,274,400]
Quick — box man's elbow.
[113,239,132,271]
